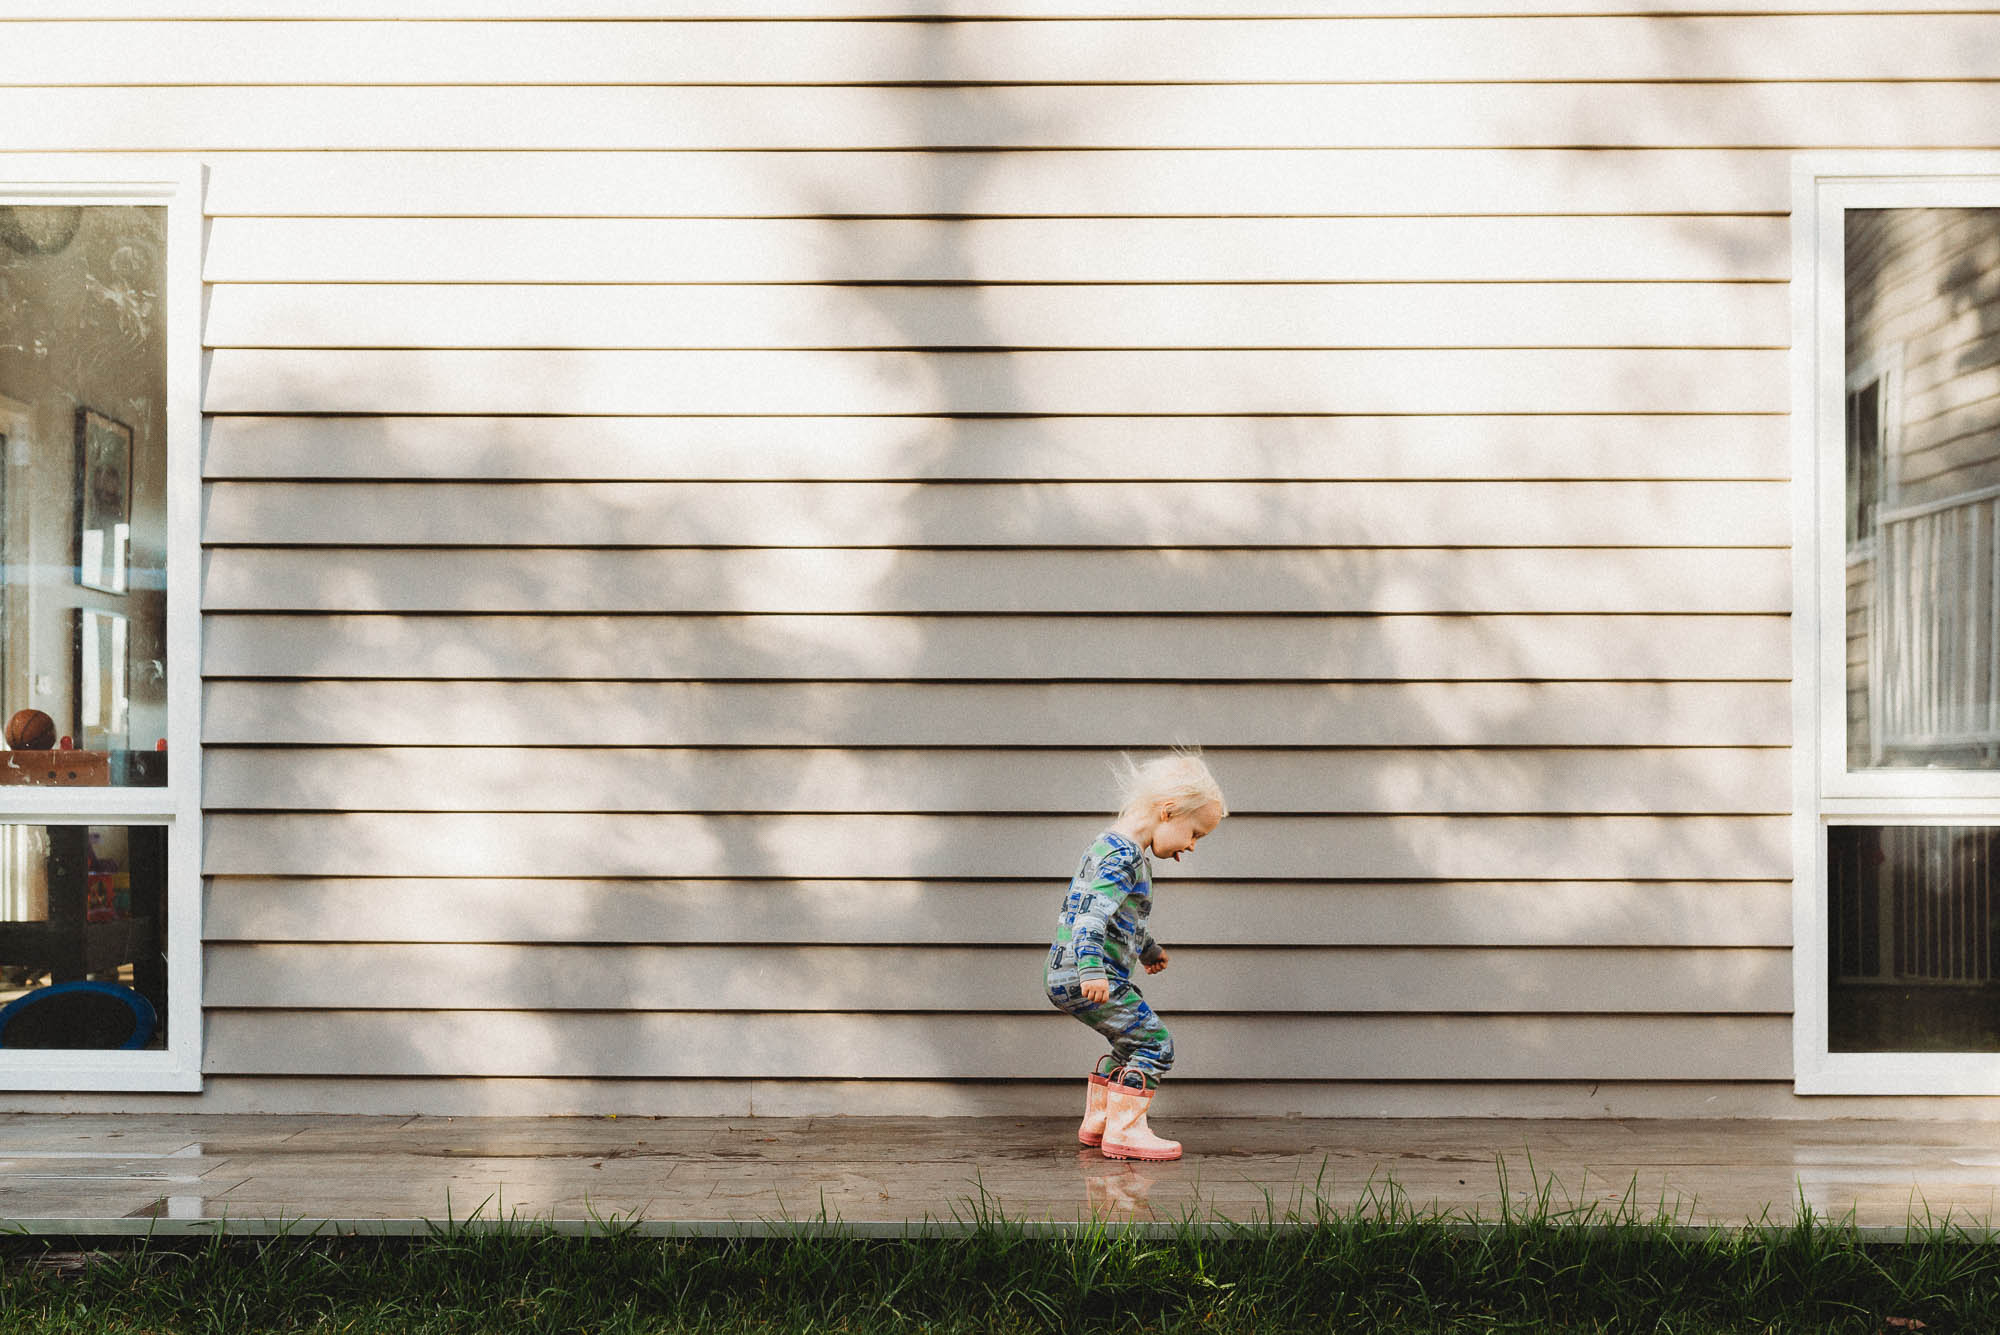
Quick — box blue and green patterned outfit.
[1045,831,1175,1085]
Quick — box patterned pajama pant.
[1046,969,1175,1085]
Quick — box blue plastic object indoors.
[0,979,157,1050]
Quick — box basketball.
[5,709,56,751]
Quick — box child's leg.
[1049,971,1116,1072]
[1048,971,1174,1083]
[1064,980,1173,1085]
[1102,980,1174,1087]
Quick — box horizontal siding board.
[202,943,1792,1013]
[203,878,1796,947]
[199,613,1794,681]
[202,481,1791,549]
[200,415,1792,483]
[202,217,1786,283]
[29,0,2000,17]
[201,813,1792,879]
[200,548,1793,613]
[1903,360,2000,428]
[201,1011,1790,1080]
[16,17,2000,84]
[199,681,1794,747]
[204,281,1789,352]
[201,349,1788,415]
[200,746,1791,815]
[188,149,1800,218]
[11,84,2000,150]
[6,1078,1838,1119]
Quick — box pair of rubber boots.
[1076,1068,1181,1161]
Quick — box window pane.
[0,205,167,787]
[1829,825,2000,1052]
[0,824,167,1050]
[1845,207,2000,769]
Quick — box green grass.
[4,1180,1999,1333]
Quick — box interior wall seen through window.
[0,203,169,1052]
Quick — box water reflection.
[1076,1150,1159,1218]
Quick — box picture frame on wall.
[73,608,129,752]
[74,408,131,595]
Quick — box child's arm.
[1082,944,1165,998]
[1137,928,1166,974]
[1070,843,1143,1003]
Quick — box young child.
[1044,751,1226,1161]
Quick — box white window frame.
[1793,153,2000,1093]
[0,159,203,1092]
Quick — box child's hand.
[1080,978,1111,1004]
[1144,950,1170,975]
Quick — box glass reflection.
[0,823,166,1049]
[0,204,166,787]
[1829,824,2000,1051]
[1845,209,2000,769]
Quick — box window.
[1795,158,2000,1093]
[0,163,201,1091]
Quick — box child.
[1044,751,1226,1161]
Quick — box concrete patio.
[6,1113,2000,1238]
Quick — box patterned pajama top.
[1046,831,1164,984]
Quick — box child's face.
[1150,800,1223,862]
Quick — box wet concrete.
[3,1113,1999,1237]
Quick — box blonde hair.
[1114,749,1227,821]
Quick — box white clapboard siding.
[9,85,2000,151]
[187,150,1799,217]
[200,548,1793,614]
[202,217,1786,284]
[200,415,1792,482]
[1903,362,2000,433]
[201,1012,1789,1082]
[1,3,1876,1117]
[201,349,1787,416]
[202,944,1792,1014]
[199,681,1793,748]
[14,16,2000,84]
[1848,232,1977,358]
[201,481,1790,549]
[201,747,1791,815]
[202,813,1791,880]
[203,878,1796,948]
[58,1078,1843,1120]
[1896,319,2000,413]
[1901,401,2000,495]
[30,0,2000,17]
[203,282,1789,351]
[199,614,1794,681]
[1905,305,2000,403]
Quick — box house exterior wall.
[5,0,1997,1116]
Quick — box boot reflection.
[1078,1150,1156,1217]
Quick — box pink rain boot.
[1077,1068,1114,1147]
[1101,1081,1182,1162]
